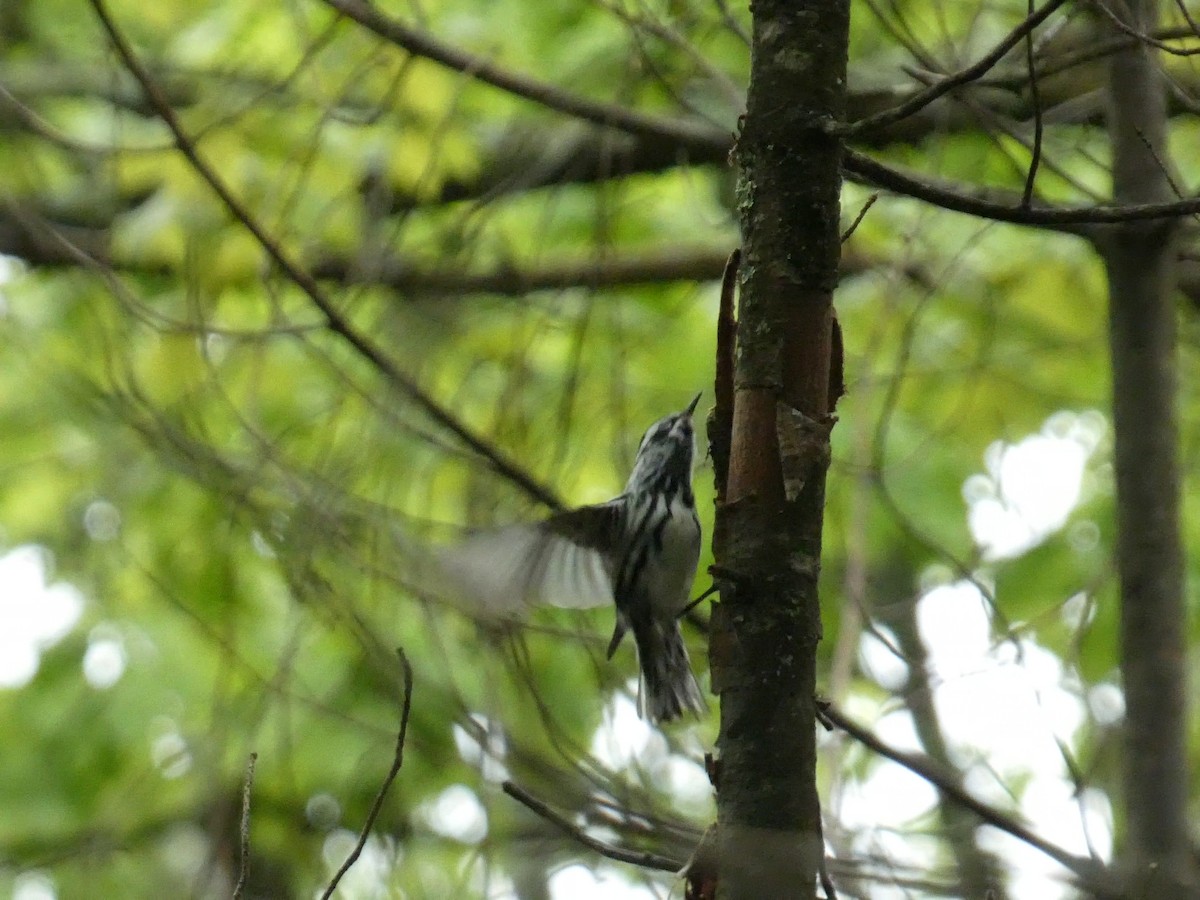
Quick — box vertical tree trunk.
[1102,1,1195,894]
[711,1,849,896]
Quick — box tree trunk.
[1101,1,1195,894]
[711,0,849,896]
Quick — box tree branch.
[501,780,683,873]
[232,752,257,900]
[313,246,733,296]
[88,0,564,510]
[844,148,1200,230]
[819,702,1117,896]
[843,0,1070,135]
[319,0,728,156]
[321,649,414,900]
[1020,0,1046,208]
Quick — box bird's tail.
[632,618,706,723]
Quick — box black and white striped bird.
[437,394,705,723]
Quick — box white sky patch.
[836,707,939,853]
[663,755,713,814]
[0,253,20,314]
[591,690,658,770]
[842,411,1109,894]
[918,581,1086,775]
[453,714,510,783]
[979,784,1112,896]
[843,758,939,833]
[548,864,661,900]
[149,717,193,780]
[0,545,85,688]
[913,578,1099,899]
[1060,590,1094,631]
[83,500,121,542]
[422,784,488,845]
[13,871,56,900]
[965,410,1104,560]
[1087,682,1124,726]
[82,623,127,689]
[157,824,209,884]
[858,628,909,691]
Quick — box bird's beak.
[685,392,701,416]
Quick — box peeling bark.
[710,0,849,896]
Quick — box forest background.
[2,0,1200,897]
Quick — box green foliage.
[2,0,1197,895]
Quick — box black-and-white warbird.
[436,394,705,723]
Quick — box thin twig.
[232,752,258,900]
[1093,0,1200,55]
[845,0,1070,135]
[1174,0,1200,38]
[712,0,750,46]
[840,194,878,243]
[321,649,414,900]
[1021,0,1045,208]
[816,804,838,900]
[819,853,838,899]
[596,0,744,113]
[974,24,1199,89]
[501,780,683,873]
[312,246,733,297]
[320,0,726,155]
[844,147,1200,230]
[88,0,564,511]
[679,583,720,618]
[899,62,1099,203]
[1136,129,1190,206]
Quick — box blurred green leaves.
[2,0,1198,895]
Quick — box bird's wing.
[434,501,625,617]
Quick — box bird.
[435,394,706,723]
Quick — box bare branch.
[232,752,257,900]
[819,850,838,900]
[88,0,564,510]
[844,148,1200,231]
[0,197,731,294]
[1172,0,1200,39]
[1021,0,1046,207]
[1094,0,1200,55]
[712,0,750,46]
[844,0,1070,136]
[819,702,1116,895]
[313,247,733,297]
[319,0,728,156]
[840,193,878,243]
[321,649,414,900]
[501,780,684,873]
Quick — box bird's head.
[625,393,701,494]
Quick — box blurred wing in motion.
[434,500,626,617]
